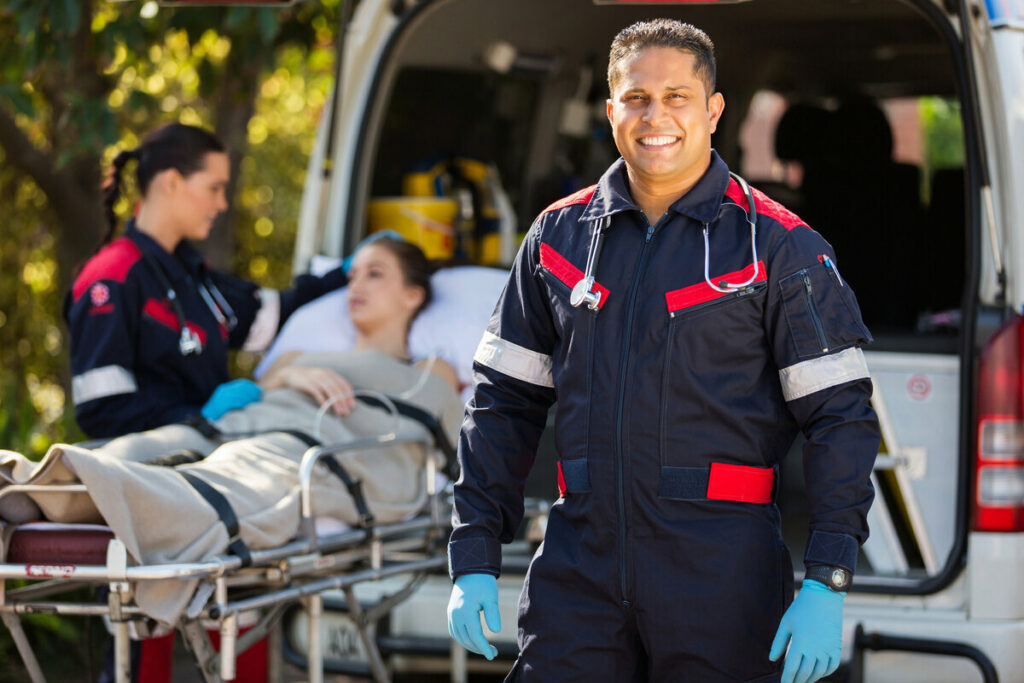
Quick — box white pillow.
[255,266,510,401]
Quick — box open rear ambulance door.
[293,0,401,273]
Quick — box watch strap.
[804,564,852,592]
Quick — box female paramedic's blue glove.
[342,230,405,273]
[200,379,263,422]
[770,579,844,683]
[447,573,500,660]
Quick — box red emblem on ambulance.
[907,374,931,401]
[90,283,110,307]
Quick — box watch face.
[830,568,850,590]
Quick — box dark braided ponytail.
[100,148,139,247]
[97,123,225,248]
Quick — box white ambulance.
[284,0,1024,680]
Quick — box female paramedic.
[447,19,880,683]
[65,123,348,439]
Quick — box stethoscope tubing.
[570,172,760,312]
[139,245,238,355]
[570,215,611,311]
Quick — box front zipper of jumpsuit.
[614,222,656,606]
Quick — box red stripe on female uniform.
[142,299,208,346]
[71,238,143,301]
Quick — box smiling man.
[448,19,879,683]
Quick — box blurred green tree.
[0,0,340,457]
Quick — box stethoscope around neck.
[569,172,761,312]
[140,249,238,356]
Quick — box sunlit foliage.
[0,0,340,464]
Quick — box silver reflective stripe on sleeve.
[72,365,138,405]
[241,288,280,352]
[473,331,554,388]
[779,347,871,402]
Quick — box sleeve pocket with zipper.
[778,264,871,360]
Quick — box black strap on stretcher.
[180,414,222,441]
[178,470,252,567]
[177,395,457,479]
[275,429,376,528]
[355,395,459,480]
[172,394,456,552]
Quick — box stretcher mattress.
[5,522,114,565]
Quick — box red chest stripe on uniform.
[541,185,597,216]
[724,178,805,231]
[142,299,207,346]
[665,261,766,313]
[72,238,143,302]
[557,461,567,498]
[539,243,610,310]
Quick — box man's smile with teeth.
[638,135,680,147]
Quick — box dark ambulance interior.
[359,0,967,581]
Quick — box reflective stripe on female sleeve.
[241,288,280,352]
[71,365,138,404]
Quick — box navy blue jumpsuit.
[65,219,346,438]
[449,153,880,682]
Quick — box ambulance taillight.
[974,314,1024,531]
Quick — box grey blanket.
[0,350,463,624]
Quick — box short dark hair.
[607,19,716,98]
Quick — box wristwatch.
[804,564,852,592]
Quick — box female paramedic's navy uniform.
[65,218,346,438]
[449,152,880,681]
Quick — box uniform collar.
[125,219,205,280]
[579,150,731,226]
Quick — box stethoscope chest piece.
[570,276,602,311]
[570,215,611,313]
[179,326,202,355]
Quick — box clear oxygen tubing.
[310,354,439,440]
[312,389,400,442]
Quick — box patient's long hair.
[369,238,434,324]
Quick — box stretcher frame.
[0,431,453,683]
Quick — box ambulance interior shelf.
[367,157,518,266]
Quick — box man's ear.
[606,98,615,126]
[708,92,725,134]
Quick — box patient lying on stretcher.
[0,239,464,624]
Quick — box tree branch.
[0,106,60,199]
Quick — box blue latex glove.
[770,579,845,683]
[447,573,500,660]
[200,379,263,421]
[342,229,405,273]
